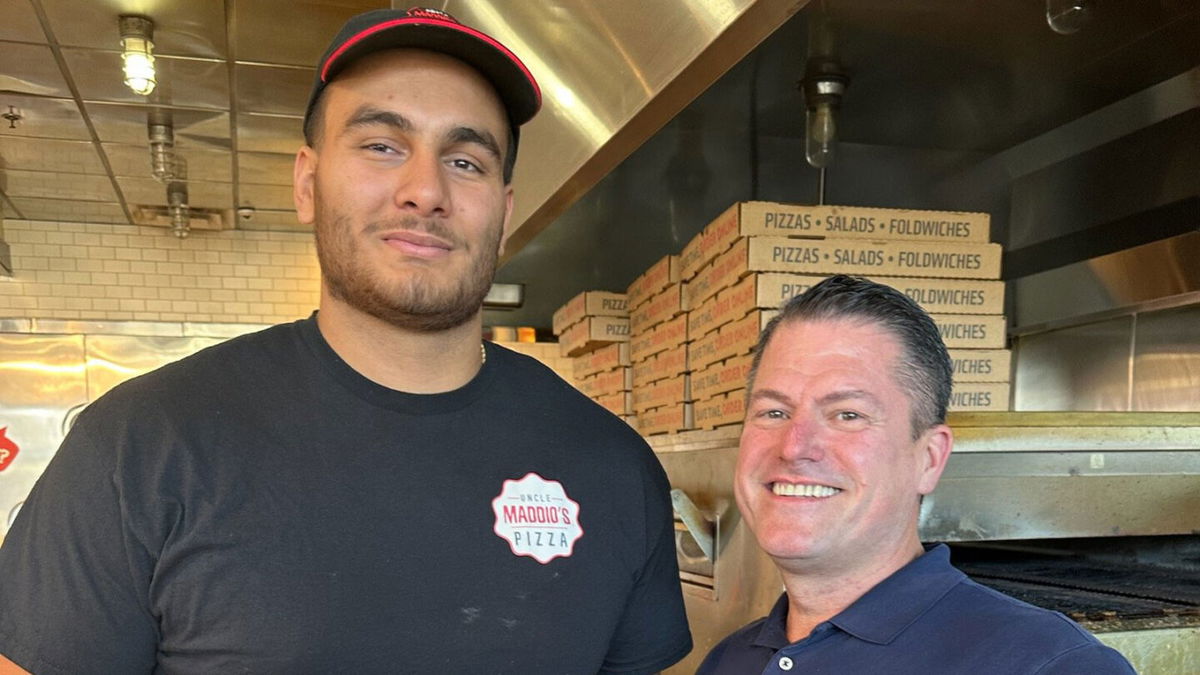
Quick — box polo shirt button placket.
[778,655,794,671]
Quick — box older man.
[0,8,690,673]
[699,275,1132,674]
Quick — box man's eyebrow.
[815,389,881,408]
[447,126,502,161]
[749,388,794,407]
[342,106,412,135]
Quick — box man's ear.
[916,424,953,495]
[294,145,317,225]
[497,185,514,257]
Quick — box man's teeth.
[772,483,840,498]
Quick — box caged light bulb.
[122,41,156,95]
[119,16,157,96]
[805,101,837,169]
[1046,0,1092,35]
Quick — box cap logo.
[406,7,456,22]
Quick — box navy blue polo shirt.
[699,545,1135,674]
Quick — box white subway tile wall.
[0,220,320,323]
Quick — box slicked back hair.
[747,275,953,439]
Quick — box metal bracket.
[671,488,740,562]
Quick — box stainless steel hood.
[3,0,1197,332]
[440,0,807,261]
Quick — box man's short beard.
[315,207,503,333]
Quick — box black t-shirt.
[0,317,691,674]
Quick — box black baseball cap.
[304,7,542,140]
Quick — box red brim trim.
[320,16,541,105]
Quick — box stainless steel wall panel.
[1014,233,1200,329]
[83,334,222,401]
[1133,304,1200,411]
[181,322,264,339]
[31,319,184,336]
[1014,317,1133,411]
[0,320,266,539]
[0,333,86,535]
[924,451,1200,541]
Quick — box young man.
[700,275,1133,674]
[0,9,690,673]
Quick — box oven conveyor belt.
[954,554,1200,627]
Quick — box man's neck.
[777,536,926,643]
[316,296,485,394]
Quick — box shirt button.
[779,656,794,671]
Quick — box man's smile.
[381,230,454,258]
[770,481,842,498]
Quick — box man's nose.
[778,416,826,463]
[395,150,449,216]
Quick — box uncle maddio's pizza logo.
[492,472,582,564]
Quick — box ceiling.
[1,0,1197,329]
[0,0,350,232]
[0,0,794,239]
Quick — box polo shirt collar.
[751,592,792,650]
[751,544,966,650]
[829,544,965,644]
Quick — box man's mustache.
[363,217,464,248]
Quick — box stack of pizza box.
[681,201,1011,430]
[572,342,634,425]
[553,291,632,422]
[553,290,630,357]
[625,255,692,436]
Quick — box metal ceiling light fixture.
[118,15,157,96]
[147,110,175,182]
[799,56,848,170]
[167,157,189,238]
[1046,0,1093,34]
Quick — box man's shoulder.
[945,576,1099,639]
[487,343,655,465]
[87,321,304,414]
[927,574,1134,672]
[491,344,638,423]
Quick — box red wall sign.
[0,427,19,472]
